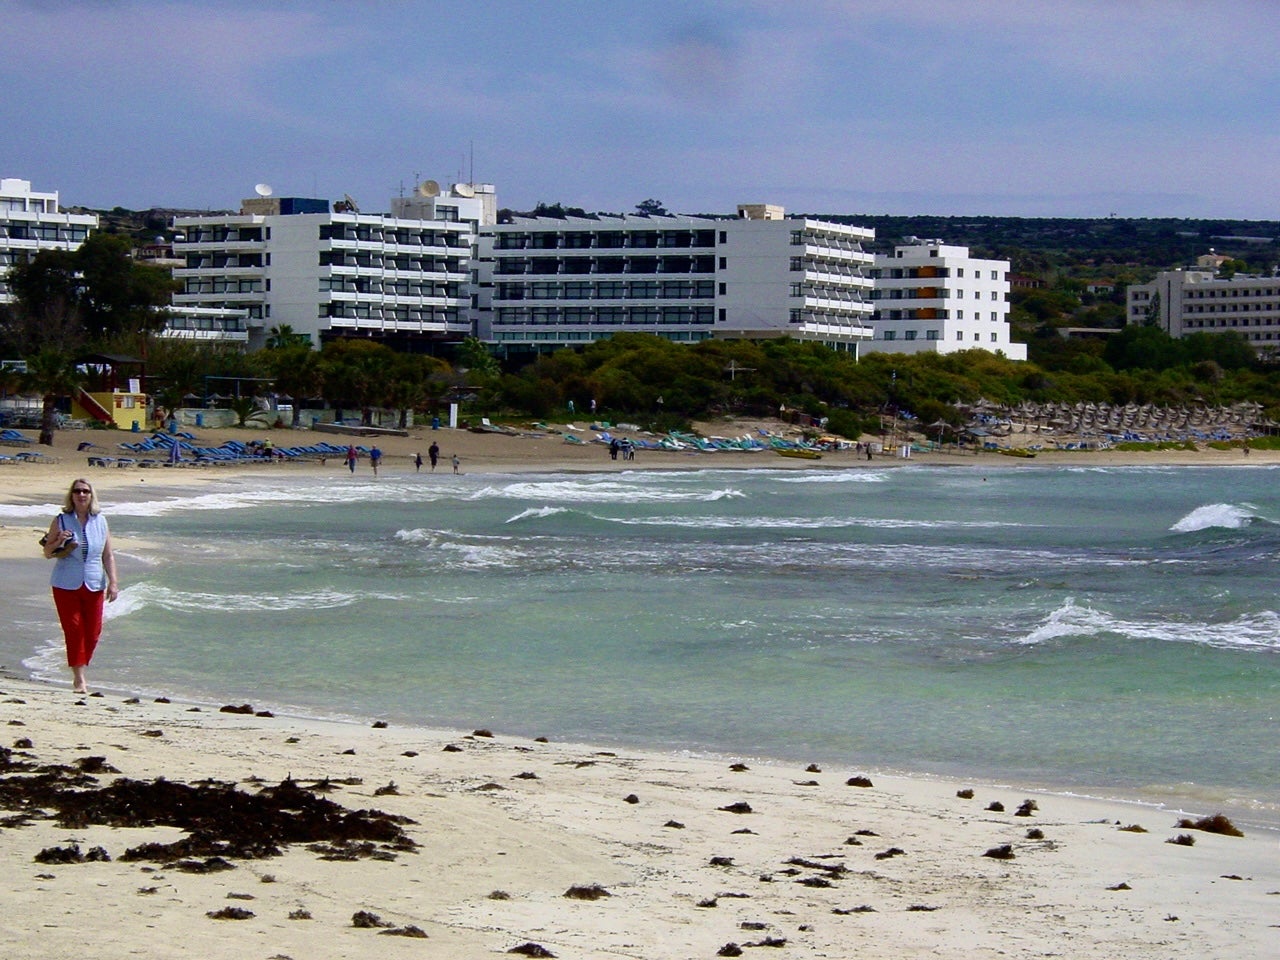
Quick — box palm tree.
[21,348,84,446]
[265,324,311,350]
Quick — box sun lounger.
[0,429,33,446]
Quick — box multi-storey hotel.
[480,204,875,355]
[171,184,490,350]
[1127,269,1280,355]
[0,178,98,303]
[867,239,1024,360]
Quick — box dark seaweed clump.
[1175,813,1243,837]
[0,750,416,865]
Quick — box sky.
[4,0,1278,219]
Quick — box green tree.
[73,234,177,342]
[21,348,84,445]
[263,343,323,427]
[2,250,85,355]
[4,233,176,353]
[635,198,668,216]
[319,339,396,424]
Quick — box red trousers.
[52,585,105,668]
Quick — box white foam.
[606,514,1031,530]
[0,501,60,520]
[470,479,745,504]
[775,471,890,484]
[1017,597,1280,651]
[1170,502,1260,532]
[505,506,571,523]
[104,581,404,617]
[395,527,524,568]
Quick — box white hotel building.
[0,178,98,303]
[480,204,875,353]
[1127,269,1280,354]
[172,184,491,350]
[867,239,1024,360]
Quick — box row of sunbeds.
[88,433,364,468]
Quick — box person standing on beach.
[44,479,118,694]
[345,445,357,473]
[451,453,460,474]
[414,452,423,472]
[428,441,439,471]
[370,445,382,476]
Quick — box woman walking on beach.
[44,479,118,694]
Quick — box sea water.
[6,464,1278,827]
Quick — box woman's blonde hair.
[62,478,100,516]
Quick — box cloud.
[0,1,346,121]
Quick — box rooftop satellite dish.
[452,182,475,198]
[417,179,440,198]
[254,183,273,197]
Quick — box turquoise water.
[7,463,1279,826]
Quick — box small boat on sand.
[775,448,822,460]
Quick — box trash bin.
[432,417,440,430]
[167,418,177,434]
[195,413,204,428]
[131,421,139,433]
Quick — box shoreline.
[2,423,1277,956]
[2,672,1275,959]
[3,426,1277,823]
[2,417,1274,559]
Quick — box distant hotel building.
[1127,268,1280,353]
[867,239,1024,360]
[171,182,494,350]
[0,178,98,303]
[479,204,875,355]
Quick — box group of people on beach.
[343,440,458,475]
[608,437,635,461]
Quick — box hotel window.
[719,256,727,269]
[956,331,963,341]
[926,330,940,340]
[974,333,980,341]
[957,268,964,277]
[883,330,896,340]
[904,330,917,340]
[991,270,998,280]
[990,332,998,342]
[721,282,728,295]
[991,291,998,300]
[991,312,998,321]
[957,310,964,319]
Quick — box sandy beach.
[1,422,1277,958]
[2,674,1275,960]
